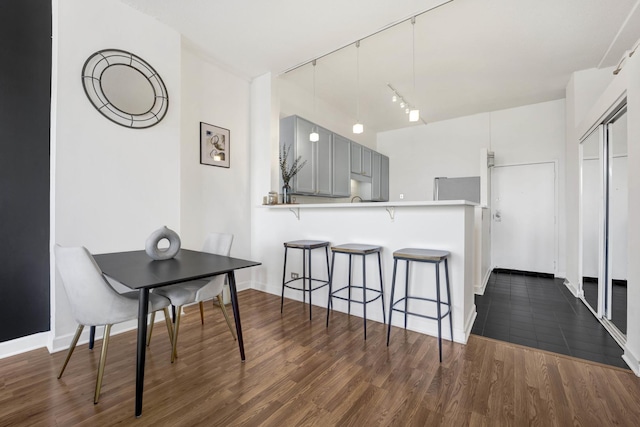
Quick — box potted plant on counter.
[279,145,306,204]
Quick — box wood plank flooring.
[1,289,640,426]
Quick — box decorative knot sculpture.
[145,226,181,260]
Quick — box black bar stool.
[326,244,385,339]
[386,248,452,362]
[281,240,331,320]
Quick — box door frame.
[578,104,628,346]
[578,125,606,317]
[490,160,559,276]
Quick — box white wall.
[51,0,182,349]
[44,1,256,357]
[378,100,566,275]
[250,73,279,288]
[378,100,564,201]
[279,77,377,150]
[378,113,490,202]
[179,44,253,288]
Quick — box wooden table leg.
[227,271,245,361]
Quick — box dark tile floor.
[583,279,627,334]
[472,270,627,369]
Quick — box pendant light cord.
[412,17,416,94]
[356,40,360,121]
[312,59,317,113]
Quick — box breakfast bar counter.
[252,200,479,343]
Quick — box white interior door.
[491,162,556,274]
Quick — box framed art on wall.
[200,122,230,168]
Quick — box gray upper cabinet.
[350,141,372,181]
[350,142,361,174]
[315,127,333,196]
[290,117,314,193]
[362,147,372,177]
[332,134,351,197]
[281,115,387,200]
[280,115,333,197]
[371,152,389,201]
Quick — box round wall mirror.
[81,49,169,129]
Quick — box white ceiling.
[122,0,640,132]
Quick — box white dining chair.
[54,245,174,404]
[149,232,235,362]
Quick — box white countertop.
[262,200,481,209]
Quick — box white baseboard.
[252,282,474,345]
[2,283,257,361]
[463,307,477,343]
[0,332,49,360]
[2,315,173,359]
[622,350,640,376]
[49,320,139,354]
[252,281,282,297]
[563,278,580,298]
[474,269,492,295]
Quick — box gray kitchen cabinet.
[350,141,372,181]
[371,152,389,201]
[332,134,351,197]
[350,142,361,174]
[315,128,333,196]
[362,147,372,177]
[280,115,332,196]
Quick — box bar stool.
[386,248,452,362]
[326,244,385,339]
[281,240,331,320]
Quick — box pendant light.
[353,41,364,134]
[309,60,319,142]
[409,17,420,122]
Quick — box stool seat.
[331,244,382,254]
[285,240,330,250]
[393,248,450,262]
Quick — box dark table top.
[93,249,261,290]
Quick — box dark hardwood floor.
[1,289,640,426]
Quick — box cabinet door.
[315,127,333,196]
[371,152,381,200]
[350,142,362,174]
[362,147,372,177]
[380,155,389,201]
[293,117,316,194]
[333,134,351,197]
[371,152,389,201]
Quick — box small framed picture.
[200,122,230,168]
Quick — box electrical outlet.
[291,272,299,279]
[400,193,404,199]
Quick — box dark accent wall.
[0,0,52,342]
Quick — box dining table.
[93,249,261,417]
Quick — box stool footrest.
[390,296,451,320]
[283,277,329,293]
[330,285,384,305]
